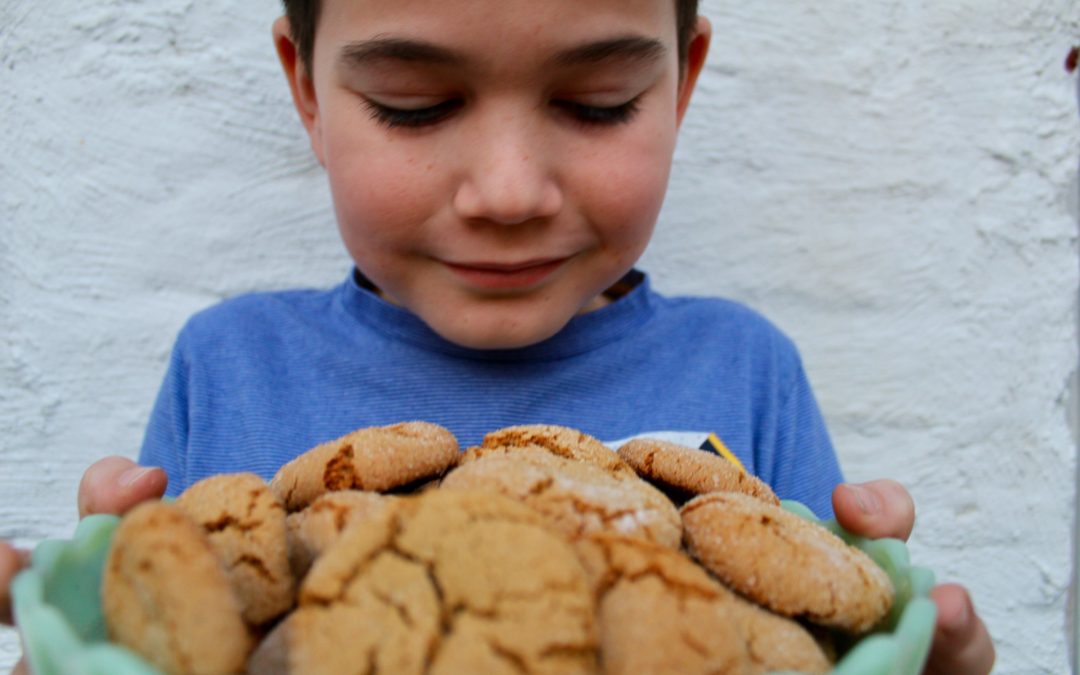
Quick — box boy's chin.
[431,320,566,351]
[422,307,578,351]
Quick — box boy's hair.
[282,0,701,74]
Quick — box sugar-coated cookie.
[176,472,295,626]
[102,501,253,675]
[724,590,833,674]
[467,424,636,478]
[681,492,893,633]
[249,489,598,674]
[284,490,395,578]
[270,422,459,511]
[441,448,682,549]
[573,533,753,675]
[616,437,779,506]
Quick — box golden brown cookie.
[466,424,636,478]
[681,492,893,633]
[102,501,253,675]
[269,422,459,511]
[573,533,753,675]
[284,490,395,578]
[725,592,833,674]
[249,489,598,674]
[441,448,682,549]
[616,437,779,506]
[176,472,295,626]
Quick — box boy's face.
[275,0,709,349]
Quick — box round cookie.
[467,424,636,478]
[176,472,295,626]
[724,591,833,674]
[270,421,460,511]
[681,492,893,633]
[285,490,395,578]
[251,489,598,674]
[573,533,753,675]
[441,448,682,549]
[616,437,779,506]
[102,501,253,675]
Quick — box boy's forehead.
[314,0,679,57]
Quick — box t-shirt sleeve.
[756,350,845,520]
[138,333,190,497]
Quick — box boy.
[1,0,993,672]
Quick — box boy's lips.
[442,257,568,290]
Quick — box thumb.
[832,479,915,541]
[77,456,168,519]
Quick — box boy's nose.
[452,116,563,225]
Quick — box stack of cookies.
[101,423,895,675]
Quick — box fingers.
[924,583,996,675]
[1,541,31,626]
[831,479,916,541]
[77,456,168,519]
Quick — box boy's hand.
[76,456,167,519]
[1,457,166,628]
[832,481,995,675]
[0,542,30,625]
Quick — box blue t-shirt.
[140,269,844,517]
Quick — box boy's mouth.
[443,258,568,290]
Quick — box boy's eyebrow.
[337,35,666,69]
[339,37,465,68]
[554,36,667,67]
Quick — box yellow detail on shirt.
[703,433,746,474]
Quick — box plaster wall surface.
[2,1,1078,672]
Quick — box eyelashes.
[552,98,641,126]
[363,99,464,128]
[362,96,642,130]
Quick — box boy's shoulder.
[653,290,798,351]
[177,283,341,344]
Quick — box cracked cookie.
[270,422,460,511]
[248,489,598,674]
[681,492,893,633]
[724,594,833,675]
[440,448,682,549]
[575,533,832,674]
[465,424,636,479]
[616,438,779,506]
[573,533,753,675]
[102,501,254,675]
[285,490,395,579]
[176,472,295,626]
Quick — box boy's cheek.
[579,150,674,233]
[325,154,441,244]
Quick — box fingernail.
[119,467,154,488]
[849,484,882,515]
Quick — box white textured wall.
[2,1,1077,673]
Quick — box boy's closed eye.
[360,96,644,130]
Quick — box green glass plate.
[11,515,160,675]
[13,503,936,674]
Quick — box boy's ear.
[675,16,711,128]
[273,16,326,167]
